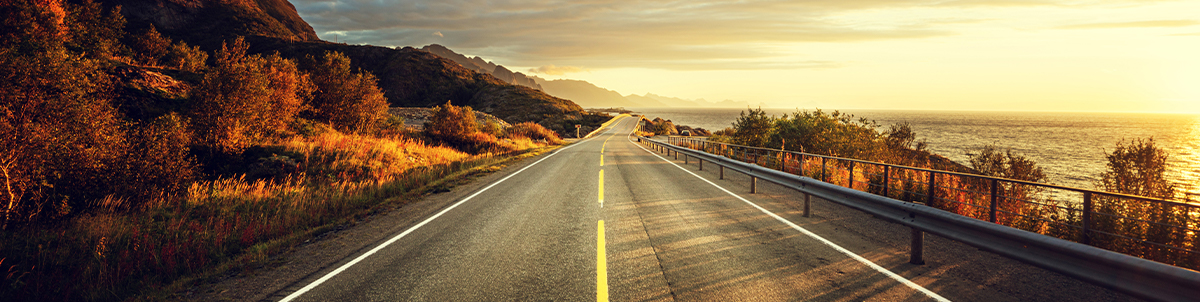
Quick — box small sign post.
[575,124,581,138]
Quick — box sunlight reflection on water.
[632,108,1200,199]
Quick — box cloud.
[527,65,587,75]
[290,0,1159,70]
[1057,20,1199,29]
[432,31,443,37]
[1170,32,1200,36]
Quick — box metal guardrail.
[660,136,1200,270]
[636,135,1200,302]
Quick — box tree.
[129,24,171,66]
[1092,138,1184,262]
[191,37,313,154]
[1097,138,1175,199]
[302,51,388,134]
[732,107,773,147]
[768,109,879,159]
[0,1,129,225]
[969,145,1048,228]
[64,0,126,58]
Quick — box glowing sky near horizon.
[293,0,1200,113]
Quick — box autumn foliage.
[0,1,585,300]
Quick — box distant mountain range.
[420,44,762,109]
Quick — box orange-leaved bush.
[504,121,563,145]
[301,51,388,134]
[424,101,518,154]
[191,37,314,154]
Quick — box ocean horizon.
[629,107,1200,199]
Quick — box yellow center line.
[597,220,608,302]
[600,154,604,166]
[598,169,604,207]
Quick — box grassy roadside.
[0,131,561,302]
[147,144,558,301]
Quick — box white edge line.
[277,126,611,302]
[626,135,951,302]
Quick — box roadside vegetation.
[0,1,567,301]
[699,107,1199,269]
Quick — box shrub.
[116,113,198,203]
[425,101,477,141]
[164,40,207,73]
[968,144,1048,227]
[504,121,563,144]
[732,107,773,147]
[458,132,519,154]
[769,109,880,159]
[301,51,388,134]
[375,114,408,138]
[128,24,170,66]
[191,37,314,154]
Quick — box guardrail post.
[685,154,689,164]
[883,165,891,198]
[821,157,828,182]
[675,149,679,160]
[848,162,855,189]
[803,193,811,217]
[720,165,724,180]
[699,159,703,171]
[798,153,805,176]
[927,172,936,206]
[1082,192,1093,245]
[910,227,925,265]
[989,179,999,223]
[751,176,757,194]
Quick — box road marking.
[597,220,609,302]
[627,137,951,302]
[598,169,605,207]
[277,138,594,302]
[600,154,604,166]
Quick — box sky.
[292,0,1200,113]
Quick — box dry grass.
[0,131,554,301]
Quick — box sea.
[630,108,1200,198]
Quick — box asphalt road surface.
[271,116,1139,302]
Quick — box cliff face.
[106,0,319,44]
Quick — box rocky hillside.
[242,37,588,134]
[421,44,543,90]
[110,0,318,45]
[96,0,597,136]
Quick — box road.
[270,115,1139,301]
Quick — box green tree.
[732,107,773,147]
[1092,138,1185,262]
[768,109,879,159]
[1097,139,1176,199]
[191,37,313,154]
[302,51,388,134]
